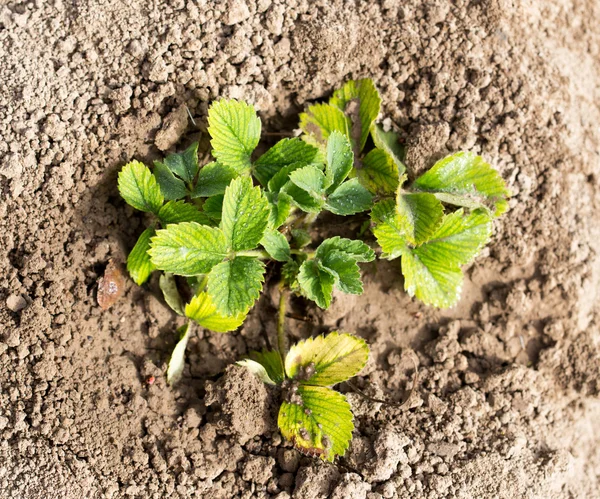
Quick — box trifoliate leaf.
[325,131,353,192]
[237,359,278,385]
[127,227,156,285]
[118,160,164,214]
[299,103,351,146]
[167,323,191,385]
[371,124,406,173]
[261,228,291,262]
[330,78,382,152]
[158,200,212,225]
[358,148,399,194]
[238,350,285,385]
[159,272,185,315]
[163,142,199,184]
[192,162,237,198]
[207,257,265,316]
[278,385,353,462]
[401,209,493,308]
[153,161,188,200]
[289,166,327,200]
[316,236,375,263]
[185,292,246,332]
[395,192,444,245]
[325,178,373,216]
[412,151,510,216]
[208,99,261,173]
[267,191,292,229]
[203,194,224,222]
[254,138,320,186]
[283,182,325,213]
[285,332,369,385]
[221,177,270,251]
[149,223,227,276]
[320,251,363,294]
[297,260,335,309]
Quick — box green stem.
[197,275,209,293]
[277,286,288,360]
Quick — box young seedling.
[116,78,510,461]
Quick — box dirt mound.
[1,0,599,497]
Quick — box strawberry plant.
[116,78,509,461]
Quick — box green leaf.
[203,194,224,221]
[268,162,307,195]
[320,251,363,294]
[163,142,199,184]
[371,199,410,260]
[278,385,353,462]
[297,260,335,309]
[267,191,292,229]
[281,259,302,294]
[149,223,227,276]
[185,292,246,332]
[325,178,373,216]
[159,272,185,315]
[291,228,312,249]
[401,249,463,309]
[411,152,510,216]
[238,350,285,385]
[158,200,212,225]
[358,148,399,194]
[261,228,290,262]
[415,209,493,266]
[285,332,369,385]
[330,78,382,152]
[283,182,324,213]
[153,161,188,200]
[299,103,351,145]
[371,124,406,173]
[118,160,164,214]
[192,162,237,198]
[250,350,285,384]
[254,138,320,186]
[207,257,265,316]
[167,323,191,385]
[325,131,353,192]
[289,166,326,199]
[401,209,493,307]
[316,236,375,263]
[395,192,444,245]
[127,227,156,285]
[208,99,261,173]
[221,177,270,251]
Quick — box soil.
[1,0,600,498]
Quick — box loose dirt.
[1,0,599,498]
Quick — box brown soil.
[1,0,600,498]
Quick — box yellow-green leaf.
[278,385,354,462]
[285,332,369,386]
[185,292,246,332]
